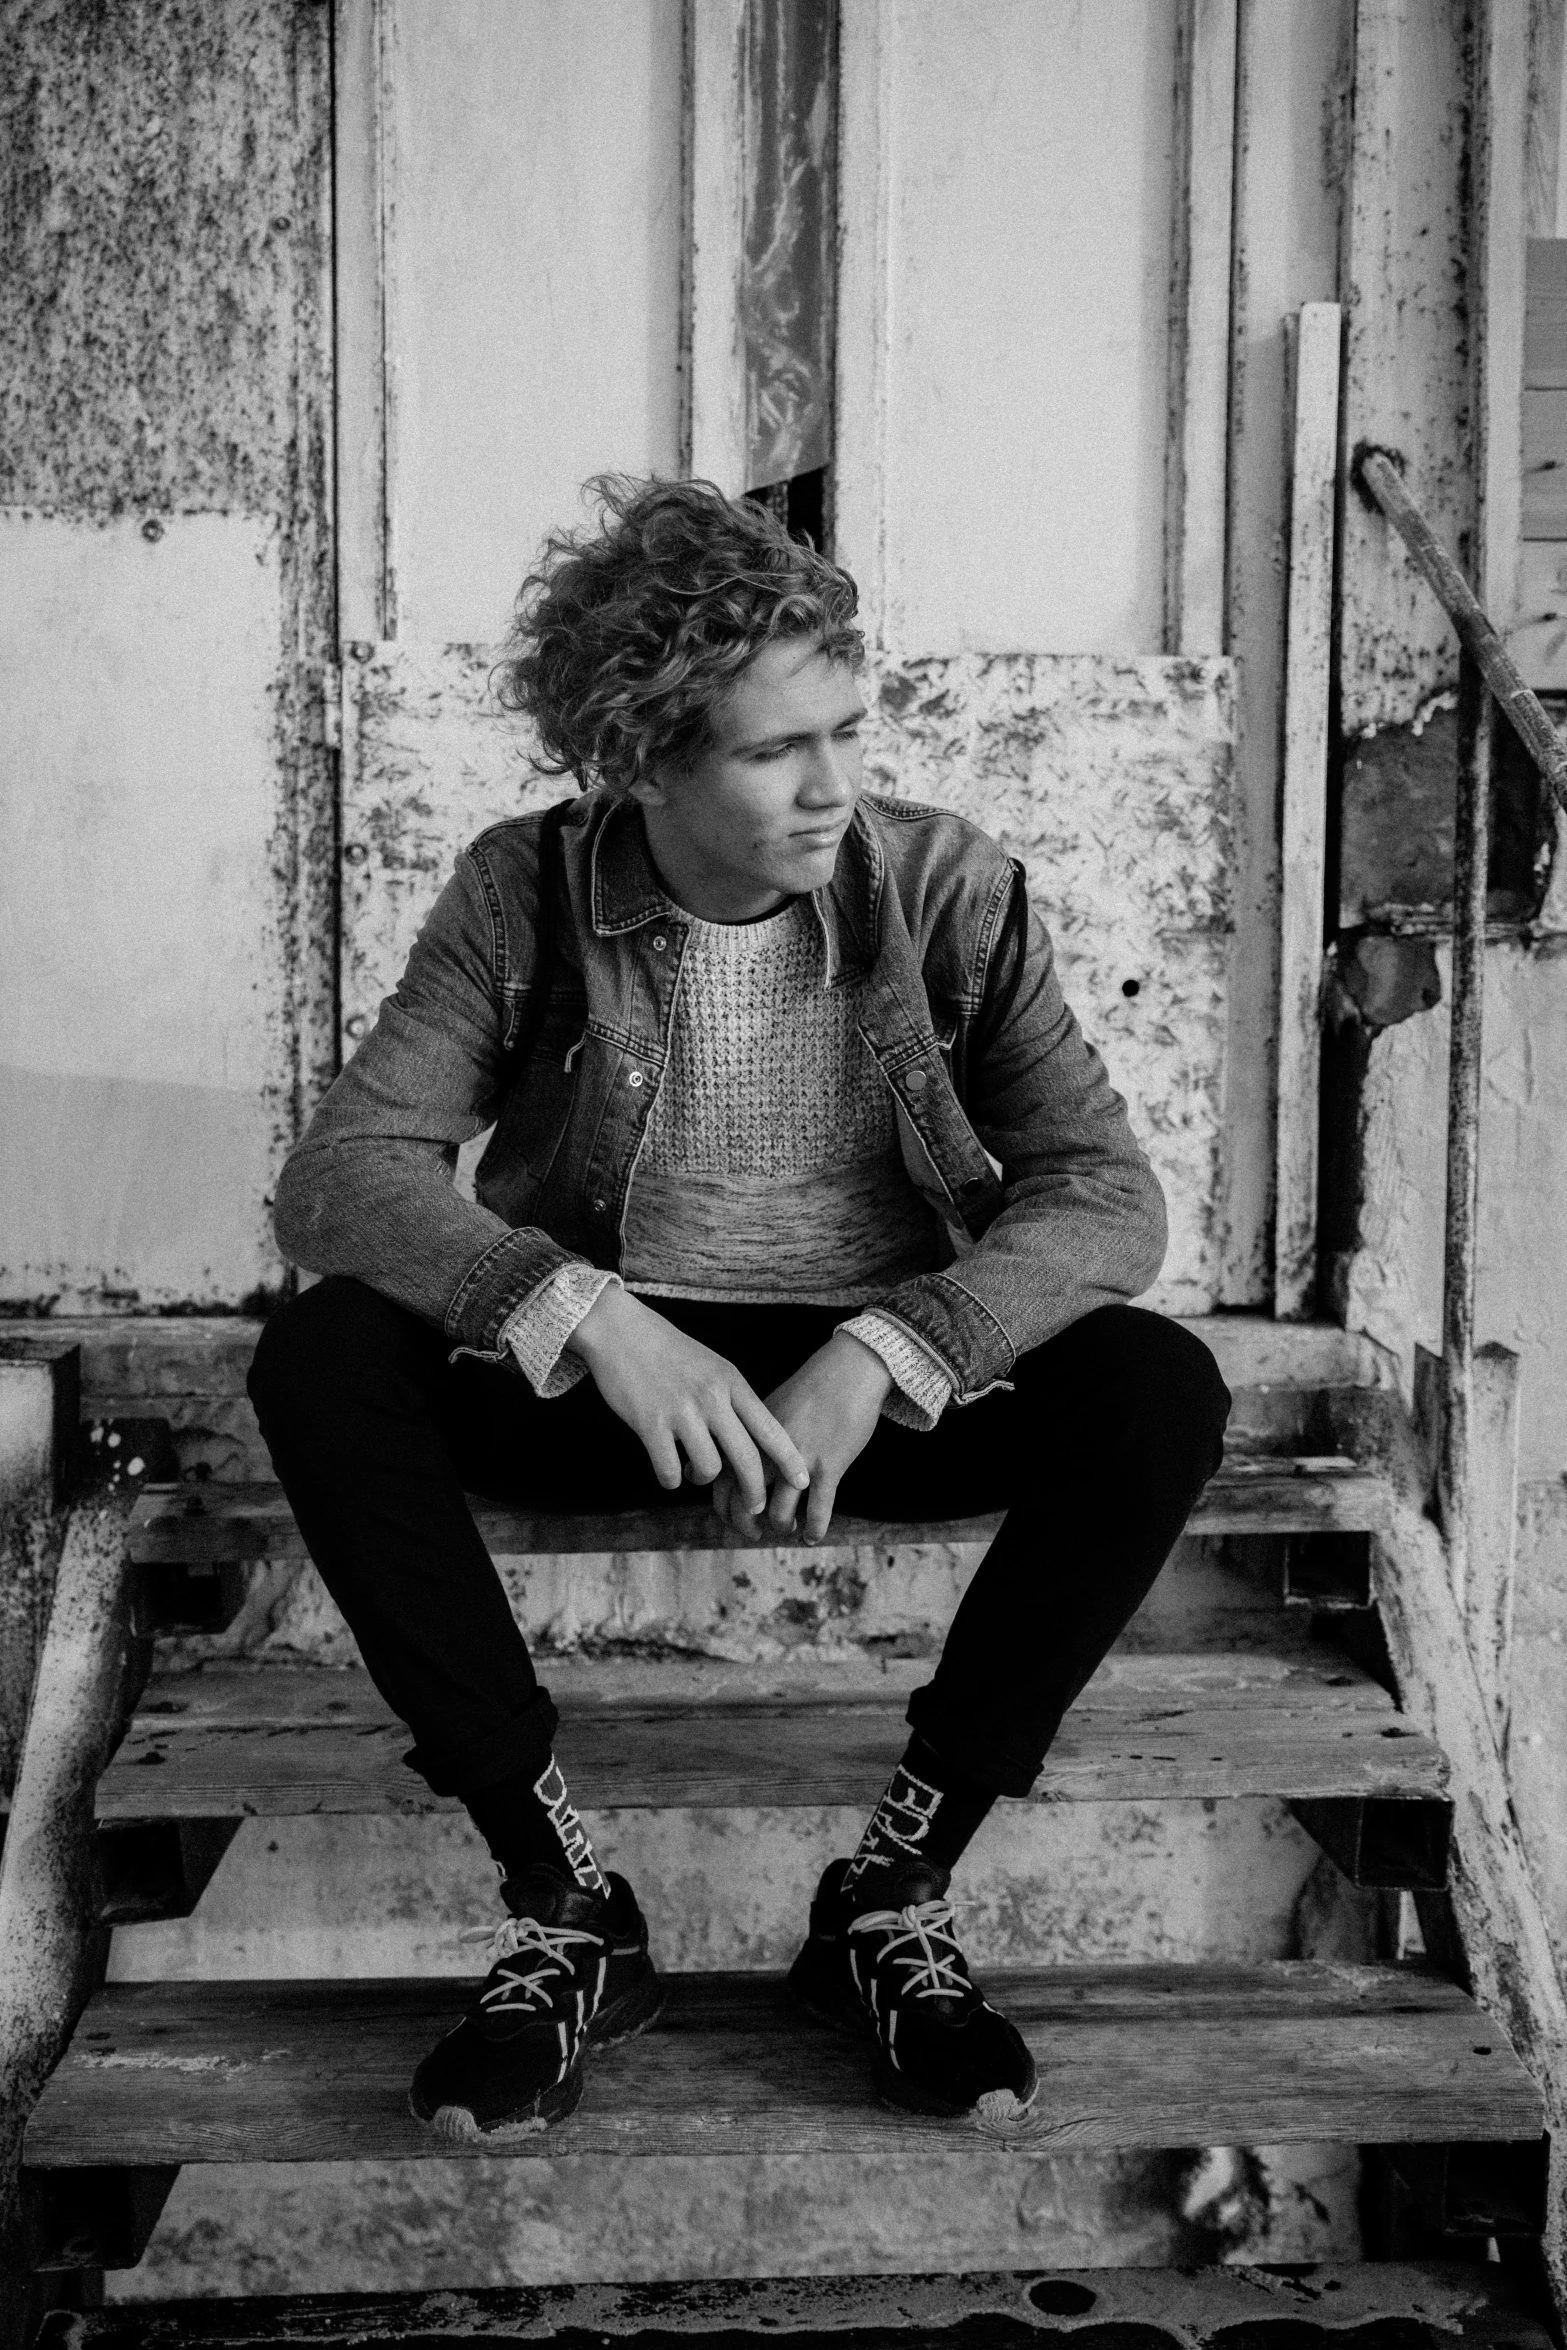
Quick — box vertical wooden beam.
[1220,0,1349,1305]
[334,0,390,647]
[1165,0,1239,656]
[1339,0,1473,739]
[1473,0,1528,634]
[1274,302,1341,1318]
[1468,1342,1522,1739]
[686,0,748,496]
[833,0,892,640]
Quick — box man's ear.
[627,766,671,812]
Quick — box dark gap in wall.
[746,467,828,548]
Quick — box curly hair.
[492,474,865,793]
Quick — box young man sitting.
[249,476,1230,2142]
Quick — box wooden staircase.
[3,1316,1558,2347]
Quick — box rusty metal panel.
[1,0,308,517]
[739,0,836,490]
[344,647,1234,1314]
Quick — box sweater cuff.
[838,1310,955,1432]
[501,1264,622,1398]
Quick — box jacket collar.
[587,791,883,986]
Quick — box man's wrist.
[564,1279,637,1368]
[826,1326,895,1405]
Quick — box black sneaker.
[788,1857,1037,2124]
[409,1863,663,2141]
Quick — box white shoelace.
[462,1915,605,2017]
[849,1897,972,2003]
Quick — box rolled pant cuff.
[405,1687,559,1800]
[904,1686,1055,1801]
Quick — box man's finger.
[645,1428,685,1491]
[676,1419,725,1487]
[803,1468,839,1545]
[766,1473,803,1535]
[711,1406,769,1519]
[731,1386,810,1490]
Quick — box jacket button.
[628,1070,645,1088]
[652,935,668,952]
[593,1198,608,1213]
[905,1068,928,1095]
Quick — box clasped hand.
[566,1286,891,1543]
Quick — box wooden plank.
[1472,0,1528,629]
[89,1651,1447,1822]
[1220,0,1350,1307]
[686,0,748,493]
[125,1458,1392,1567]
[26,1963,1543,2170]
[1524,295,1567,388]
[833,0,892,641]
[1165,0,1238,656]
[1508,538,1567,690]
[1274,303,1341,1319]
[1466,1343,1522,1747]
[332,0,387,646]
[1523,385,1567,537]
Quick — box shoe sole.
[789,1949,1039,2123]
[409,1963,665,2142]
[410,2052,586,2142]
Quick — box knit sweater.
[501,897,956,1429]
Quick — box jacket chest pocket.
[485,988,589,1188]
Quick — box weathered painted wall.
[1336,931,1567,1973]
[368,0,685,646]
[342,649,1236,1312]
[0,514,283,1307]
[0,0,333,1309]
[871,0,1179,659]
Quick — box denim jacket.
[273,788,1167,1401]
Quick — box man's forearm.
[273,1132,576,1356]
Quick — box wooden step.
[27,1962,1543,2172]
[88,1652,1451,1890]
[129,1455,1390,1564]
[28,2260,1560,2348]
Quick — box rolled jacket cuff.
[501,1263,622,1397]
[838,1310,953,1430]
[444,1222,583,1360]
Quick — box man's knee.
[247,1275,414,1428]
[1043,1305,1231,1464]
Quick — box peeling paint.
[1339,0,1475,736]
[344,646,1235,1313]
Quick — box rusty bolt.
[345,1014,368,1040]
[343,842,369,866]
[141,516,164,543]
[347,641,375,663]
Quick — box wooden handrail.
[1355,449,1567,814]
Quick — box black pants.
[248,1280,1230,1803]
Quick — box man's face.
[632,638,867,921]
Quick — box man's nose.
[798,736,859,807]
